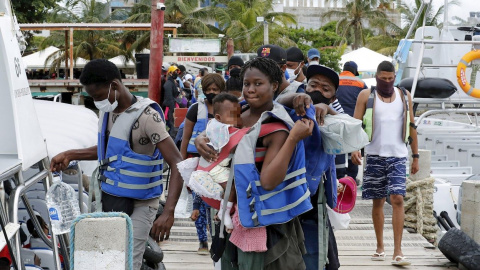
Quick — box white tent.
[340,47,392,73]
[22,46,59,69]
[108,55,136,68]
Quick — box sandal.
[391,256,411,266]
[371,252,386,261]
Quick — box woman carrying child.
[195,57,314,270]
[180,73,226,254]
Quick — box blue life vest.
[186,99,208,153]
[97,97,165,200]
[285,106,337,209]
[234,103,313,228]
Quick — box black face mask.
[205,93,217,104]
[307,91,331,105]
[171,73,178,79]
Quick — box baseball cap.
[307,48,321,60]
[184,74,193,81]
[306,62,339,90]
[286,47,304,62]
[257,44,287,64]
[167,65,178,74]
[227,56,244,69]
[343,61,359,76]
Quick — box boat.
[390,0,480,240]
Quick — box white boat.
[390,0,480,239]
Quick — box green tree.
[41,0,126,71]
[397,0,459,34]
[208,0,297,52]
[122,0,218,53]
[13,0,60,52]
[323,0,390,50]
[281,27,343,71]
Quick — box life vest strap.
[106,166,163,178]
[246,167,307,197]
[100,155,163,167]
[100,175,163,190]
[251,189,311,226]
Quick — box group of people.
[48,41,420,270]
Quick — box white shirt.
[365,87,408,158]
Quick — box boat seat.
[31,248,56,270]
[444,140,480,158]
[431,160,460,168]
[25,266,44,270]
[431,155,448,162]
[26,190,46,200]
[21,248,37,267]
[29,237,51,249]
[468,149,480,174]
[431,167,473,175]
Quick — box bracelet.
[412,154,420,159]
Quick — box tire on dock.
[438,228,480,269]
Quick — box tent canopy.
[22,46,59,69]
[340,47,392,73]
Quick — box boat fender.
[398,77,457,98]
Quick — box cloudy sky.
[403,0,478,23]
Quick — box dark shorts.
[362,155,407,199]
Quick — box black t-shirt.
[186,103,214,122]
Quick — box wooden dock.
[159,193,458,270]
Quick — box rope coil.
[69,212,134,270]
[404,176,438,242]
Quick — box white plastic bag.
[174,184,193,218]
[327,205,351,231]
[319,114,369,155]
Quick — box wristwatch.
[412,154,420,159]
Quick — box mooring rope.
[404,176,437,242]
[69,212,134,270]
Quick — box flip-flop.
[371,252,386,261]
[391,256,411,266]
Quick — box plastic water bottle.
[46,175,81,234]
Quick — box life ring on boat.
[456,50,480,98]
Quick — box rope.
[404,176,437,242]
[69,212,134,270]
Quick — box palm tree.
[323,0,391,50]
[122,0,219,53]
[397,0,459,35]
[41,0,127,71]
[207,0,297,52]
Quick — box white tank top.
[365,87,408,158]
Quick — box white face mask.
[94,83,118,112]
[286,63,302,82]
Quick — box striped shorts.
[362,155,407,199]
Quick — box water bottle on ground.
[46,175,81,234]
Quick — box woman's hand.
[292,94,313,116]
[289,119,314,143]
[194,133,218,162]
[351,151,362,165]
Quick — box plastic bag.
[174,184,193,218]
[319,114,369,155]
[327,205,351,231]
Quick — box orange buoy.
[456,50,480,98]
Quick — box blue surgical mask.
[94,83,118,112]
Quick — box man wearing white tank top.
[351,61,419,266]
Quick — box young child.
[186,93,242,230]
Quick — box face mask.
[286,63,302,82]
[94,83,118,112]
[307,91,331,105]
[171,73,178,79]
[205,93,217,104]
[375,76,395,98]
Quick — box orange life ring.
[456,50,480,98]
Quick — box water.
[46,176,81,234]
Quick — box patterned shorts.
[362,155,407,199]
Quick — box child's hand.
[190,209,200,221]
[289,119,314,142]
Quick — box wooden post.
[65,30,69,79]
[148,0,165,103]
[69,28,74,80]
